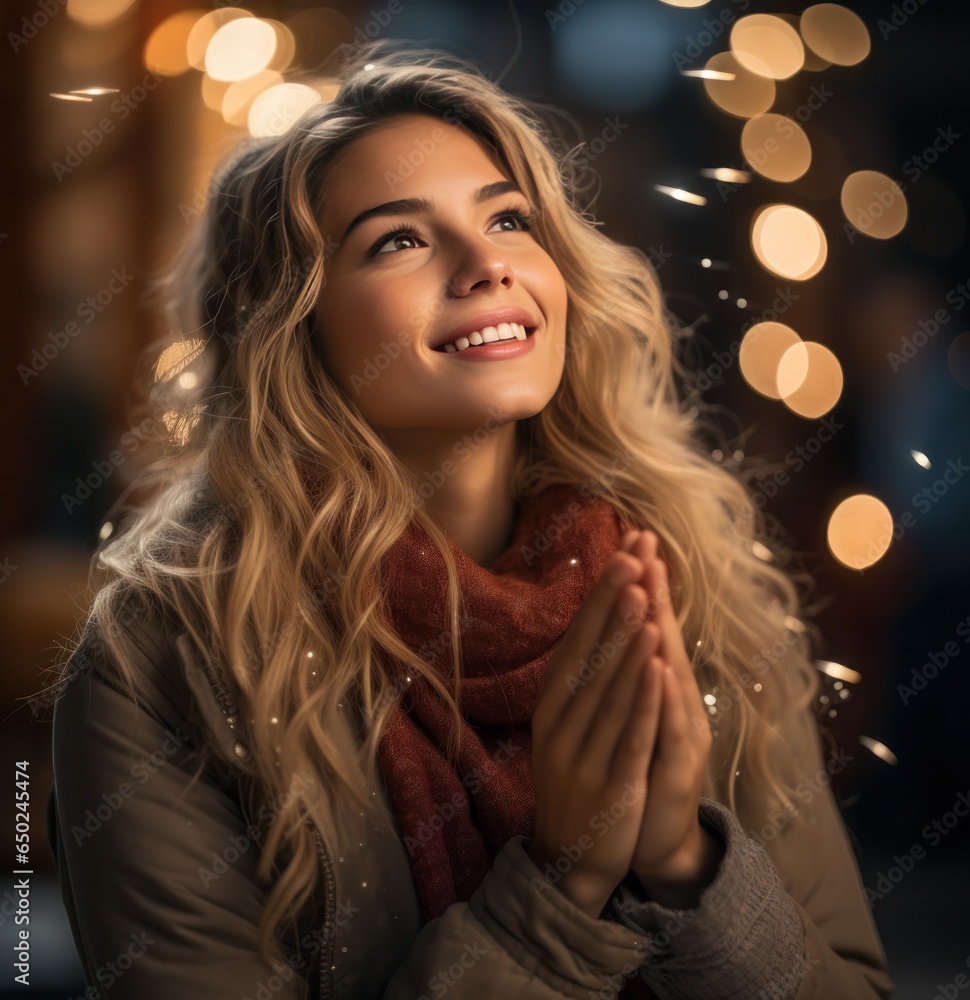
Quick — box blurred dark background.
[1,0,967,996]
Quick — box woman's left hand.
[618,529,724,909]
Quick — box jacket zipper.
[311,821,337,1000]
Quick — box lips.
[430,309,538,351]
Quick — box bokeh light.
[751,205,828,280]
[201,74,231,113]
[910,449,932,470]
[703,52,775,119]
[741,114,812,182]
[801,4,871,66]
[841,170,908,240]
[67,0,136,28]
[731,15,805,80]
[700,167,751,184]
[205,18,277,82]
[654,185,707,206]
[658,0,713,6]
[739,322,804,399]
[248,83,322,137]
[827,494,894,570]
[816,660,863,684]
[155,340,206,383]
[263,20,297,74]
[222,70,284,127]
[144,11,205,77]
[187,9,254,72]
[859,736,899,766]
[778,341,843,417]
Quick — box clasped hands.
[529,529,724,918]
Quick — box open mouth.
[433,325,536,353]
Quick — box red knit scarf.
[375,483,655,998]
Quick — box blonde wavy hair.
[48,41,821,974]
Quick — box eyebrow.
[339,180,523,241]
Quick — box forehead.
[318,114,509,227]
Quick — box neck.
[383,421,520,568]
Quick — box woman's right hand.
[528,533,664,918]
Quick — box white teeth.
[439,322,529,353]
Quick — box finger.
[652,662,695,779]
[556,582,649,745]
[612,653,663,780]
[645,558,688,668]
[536,552,644,723]
[620,529,640,553]
[578,620,659,777]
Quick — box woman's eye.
[369,226,424,257]
[493,210,533,233]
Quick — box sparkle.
[654,184,708,207]
[682,68,736,81]
[815,659,862,684]
[700,167,752,184]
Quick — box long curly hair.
[47,40,820,972]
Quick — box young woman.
[47,42,893,1000]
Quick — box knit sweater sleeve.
[599,706,894,1000]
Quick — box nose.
[446,234,514,297]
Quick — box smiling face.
[312,113,568,446]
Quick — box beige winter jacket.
[49,603,894,999]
